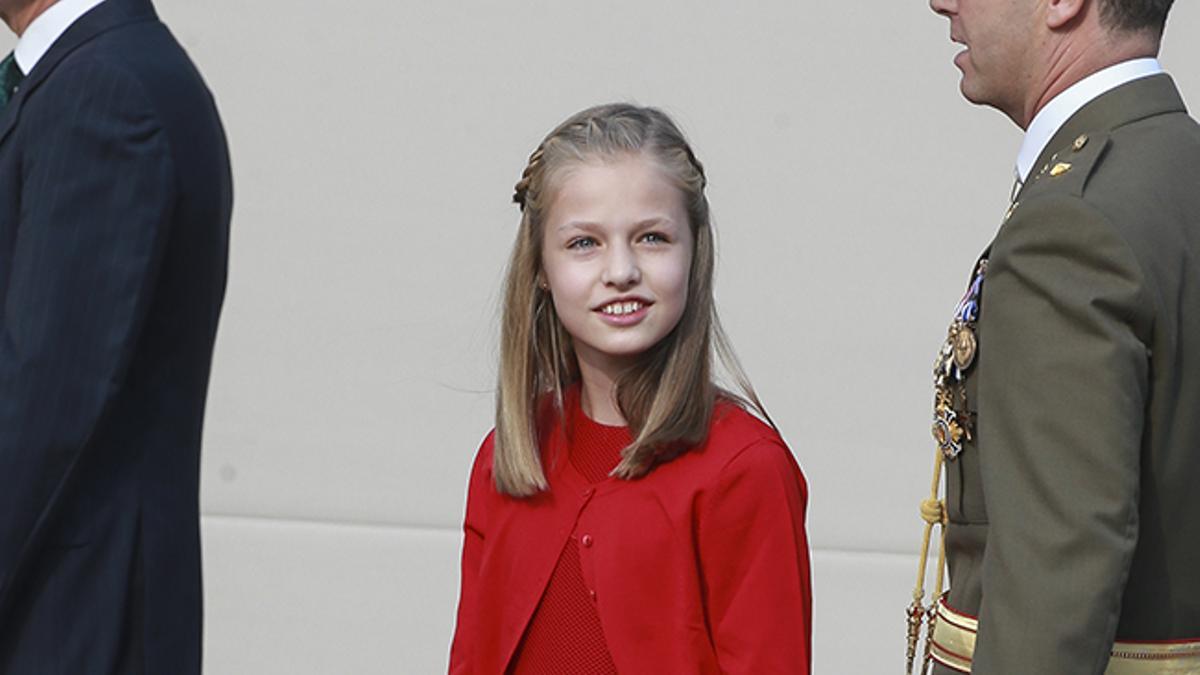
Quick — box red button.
[581,534,594,547]
[589,589,597,601]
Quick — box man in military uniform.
[913,0,1200,672]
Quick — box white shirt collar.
[12,0,107,75]
[1015,57,1163,183]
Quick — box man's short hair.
[1099,0,1174,34]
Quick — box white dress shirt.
[13,0,107,75]
[1015,57,1164,183]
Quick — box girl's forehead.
[545,162,685,226]
[547,150,654,183]
[549,154,678,199]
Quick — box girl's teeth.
[603,302,642,316]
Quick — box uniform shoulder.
[1085,112,1200,208]
[1009,111,1197,245]
[1008,111,1200,293]
[1022,111,1200,214]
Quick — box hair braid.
[512,146,545,211]
[683,145,707,190]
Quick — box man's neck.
[1016,31,1159,129]
[2,0,59,36]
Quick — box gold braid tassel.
[905,598,922,674]
[908,446,948,674]
[923,526,948,674]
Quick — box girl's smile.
[595,296,653,326]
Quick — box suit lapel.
[0,79,26,147]
[0,0,157,148]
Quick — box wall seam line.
[201,512,919,558]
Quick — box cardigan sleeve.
[697,438,812,674]
[448,432,494,675]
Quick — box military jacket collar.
[1017,58,1163,183]
[1015,73,1187,203]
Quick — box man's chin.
[953,59,992,105]
[958,76,992,107]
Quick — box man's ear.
[1045,0,1088,29]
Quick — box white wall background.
[5,2,1199,672]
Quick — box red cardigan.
[449,401,812,674]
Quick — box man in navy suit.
[0,0,231,671]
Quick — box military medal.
[952,323,976,371]
[930,258,987,460]
[932,391,967,460]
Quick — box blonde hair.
[495,103,770,497]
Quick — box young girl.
[449,104,811,674]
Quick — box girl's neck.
[576,361,628,427]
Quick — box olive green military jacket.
[936,74,1200,674]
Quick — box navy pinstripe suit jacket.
[0,0,231,671]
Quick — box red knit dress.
[507,396,626,675]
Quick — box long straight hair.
[495,103,770,497]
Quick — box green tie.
[0,52,24,111]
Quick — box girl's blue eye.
[568,237,597,250]
[641,232,668,244]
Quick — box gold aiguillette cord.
[907,445,947,674]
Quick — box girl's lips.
[595,302,651,327]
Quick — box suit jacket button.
[581,534,593,548]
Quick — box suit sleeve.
[698,439,812,674]
[973,195,1150,674]
[0,60,174,585]
[448,433,493,675]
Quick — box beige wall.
[4,2,1199,672]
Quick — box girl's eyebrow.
[556,216,676,233]
[633,217,675,229]
[556,220,602,232]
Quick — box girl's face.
[541,153,693,379]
